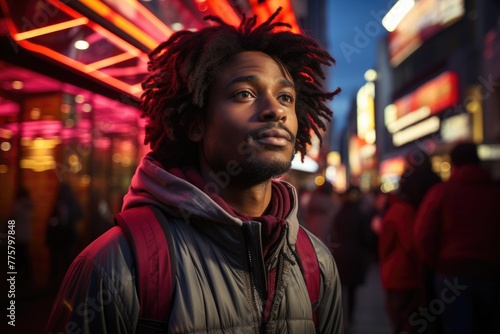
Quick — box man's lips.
[256,128,292,147]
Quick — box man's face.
[194,51,298,185]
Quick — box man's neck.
[219,182,273,217]
[199,165,273,217]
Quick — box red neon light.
[130,84,142,96]
[393,71,459,120]
[78,0,163,50]
[1,0,302,103]
[15,39,140,97]
[14,18,89,41]
[86,52,135,71]
[0,0,24,39]
[121,0,173,39]
[2,0,149,98]
[89,22,146,59]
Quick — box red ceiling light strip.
[1,0,303,101]
[121,0,173,39]
[42,0,147,62]
[89,22,146,60]
[85,52,136,71]
[0,0,146,98]
[130,83,142,96]
[12,40,140,96]
[14,17,89,41]
[77,0,161,50]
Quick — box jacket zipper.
[265,224,292,329]
[243,223,264,333]
[247,247,266,334]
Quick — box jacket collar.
[122,153,301,246]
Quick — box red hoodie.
[414,164,500,279]
[379,199,424,290]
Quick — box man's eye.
[280,94,294,103]
[233,90,253,99]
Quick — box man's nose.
[258,95,287,123]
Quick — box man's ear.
[187,114,205,142]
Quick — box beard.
[233,151,294,186]
[233,124,296,185]
[201,123,297,188]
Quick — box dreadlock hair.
[140,7,340,168]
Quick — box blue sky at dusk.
[326,0,394,149]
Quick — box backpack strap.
[115,206,176,333]
[295,226,320,330]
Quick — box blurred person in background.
[45,181,83,285]
[379,151,441,334]
[415,141,500,334]
[330,185,373,328]
[369,188,395,237]
[302,181,340,246]
[369,188,397,263]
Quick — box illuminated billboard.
[384,71,460,146]
[388,0,465,66]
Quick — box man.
[414,142,500,334]
[46,8,343,334]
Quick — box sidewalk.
[348,261,392,334]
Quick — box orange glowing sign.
[393,71,459,120]
[380,156,405,177]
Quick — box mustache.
[248,123,296,143]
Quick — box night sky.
[326,0,393,149]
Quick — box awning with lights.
[0,0,301,100]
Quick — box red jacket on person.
[379,199,423,290]
[414,164,500,279]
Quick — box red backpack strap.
[295,226,321,330]
[115,205,176,333]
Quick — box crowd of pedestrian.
[301,141,500,334]
[413,142,500,334]
[379,142,500,334]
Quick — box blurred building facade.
[341,0,500,192]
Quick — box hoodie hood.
[123,153,242,226]
[122,154,301,244]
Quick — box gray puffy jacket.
[45,155,343,333]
